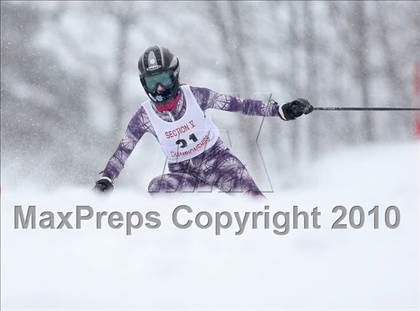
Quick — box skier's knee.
[215,167,263,197]
[148,175,176,193]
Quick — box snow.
[1,142,418,310]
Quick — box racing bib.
[142,85,220,163]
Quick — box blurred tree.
[47,2,141,138]
[39,2,156,187]
[1,1,101,186]
[374,3,412,138]
[105,3,138,136]
[327,2,357,145]
[303,2,320,157]
[352,1,374,142]
[287,2,303,162]
[206,1,260,171]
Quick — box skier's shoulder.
[129,100,150,123]
[182,84,215,100]
[183,84,210,93]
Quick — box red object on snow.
[414,63,420,139]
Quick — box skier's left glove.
[93,177,114,193]
[278,98,313,120]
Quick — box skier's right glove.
[93,177,114,193]
[278,98,313,120]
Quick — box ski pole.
[313,107,420,111]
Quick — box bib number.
[176,133,198,148]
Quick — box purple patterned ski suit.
[102,86,280,196]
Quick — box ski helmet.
[138,45,180,104]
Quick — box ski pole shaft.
[313,107,420,111]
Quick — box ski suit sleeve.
[190,86,280,117]
[101,106,152,181]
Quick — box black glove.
[93,177,114,193]
[279,98,313,120]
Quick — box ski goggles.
[144,71,174,91]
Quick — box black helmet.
[138,45,180,104]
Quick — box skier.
[94,46,313,197]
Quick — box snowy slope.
[1,142,418,310]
